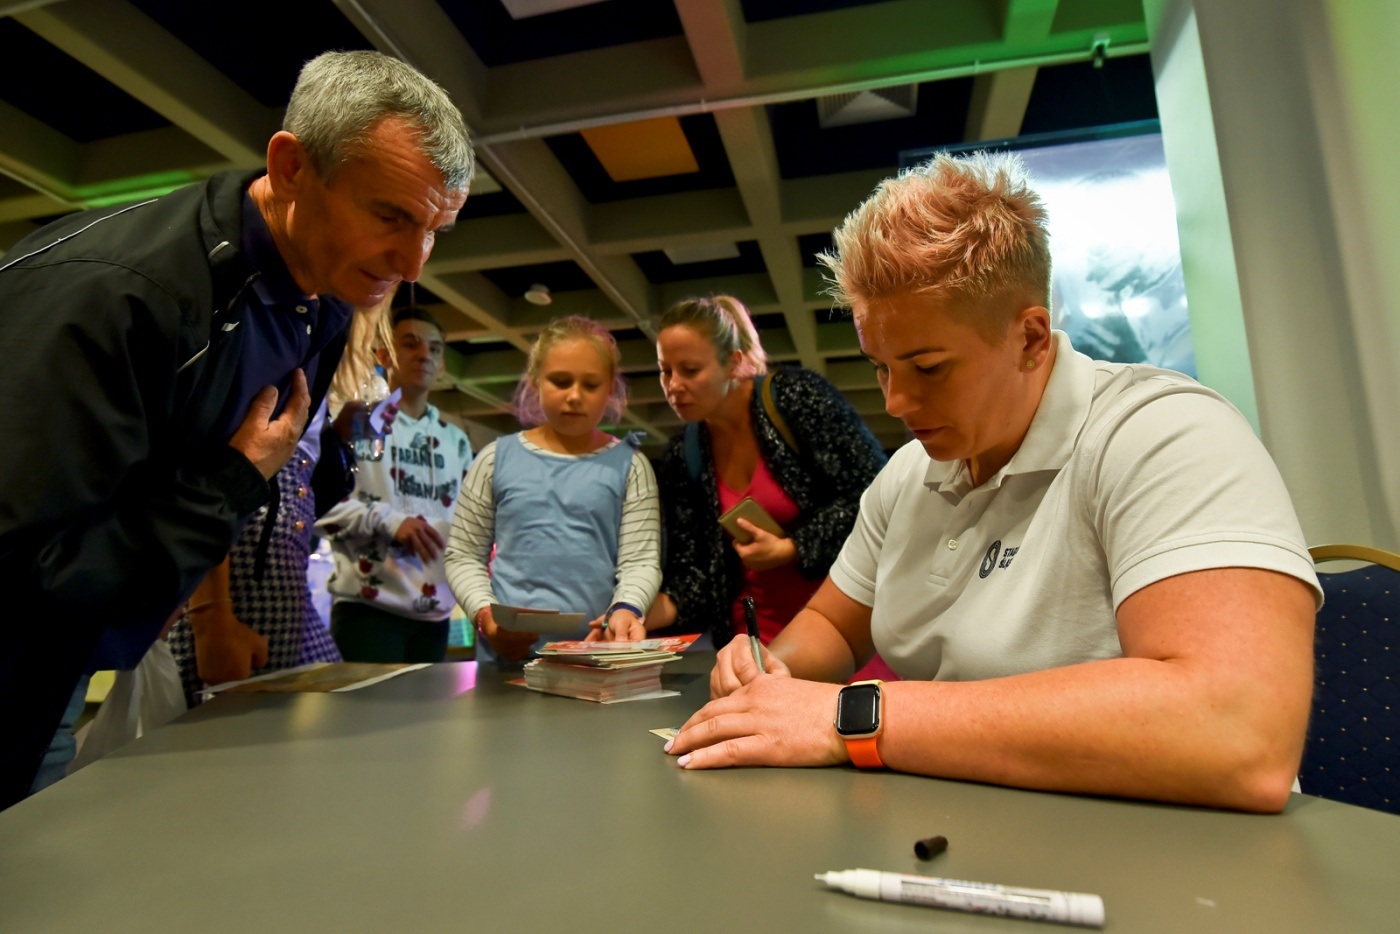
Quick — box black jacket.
[0,170,347,636]
[655,366,888,642]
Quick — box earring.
[1025,359,1036,370]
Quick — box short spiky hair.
[819,151,1051,331]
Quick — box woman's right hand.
[732,519,798,571]
[710,633,790,699]
[476,607,537,661]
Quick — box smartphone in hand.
[718,496,786,544]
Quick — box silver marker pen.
[742,596,764,672]
[815,868,1104,928]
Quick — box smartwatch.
[835,679,885,769]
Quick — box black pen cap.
[914,835,948,860]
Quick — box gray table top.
[2,655,1397,933]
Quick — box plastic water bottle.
[350,403,385,462]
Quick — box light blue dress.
[478,433,637,667]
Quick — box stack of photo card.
[521,635,699,703]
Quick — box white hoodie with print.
[316,403,472,621]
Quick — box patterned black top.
[655,366,888,642]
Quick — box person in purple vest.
[444,316,661,667]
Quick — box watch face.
[836,683,881,736]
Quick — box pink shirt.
[718,455,814,645]
[717,454,900,684]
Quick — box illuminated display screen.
[903,123,1195,377]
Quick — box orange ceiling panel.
[581,116,699,182]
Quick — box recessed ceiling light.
[523,283,553,305]
[818,86,918,128]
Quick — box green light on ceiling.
[75,171,200,208]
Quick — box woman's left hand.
[732,519,798,571]
[664,675,848,769]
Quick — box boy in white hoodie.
[317,306,472,662]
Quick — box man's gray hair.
[283,50,474,191]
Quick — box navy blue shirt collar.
[205,191,351,439]
[242,192,323,312]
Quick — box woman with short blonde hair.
[666,153,1320,815]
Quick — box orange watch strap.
[845,735,885,769]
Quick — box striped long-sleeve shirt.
[443,434,661,622]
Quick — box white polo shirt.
[830,331,1321,682]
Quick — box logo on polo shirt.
[979,540,1020,578]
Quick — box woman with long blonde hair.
[649,295,892,682]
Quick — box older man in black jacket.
[0,50,473,807]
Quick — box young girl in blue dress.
[444,316,661,666]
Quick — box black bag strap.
[757,371,799,454]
